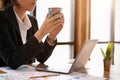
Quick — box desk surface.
[78,60,120,80]
[0,60,120,80]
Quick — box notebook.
[36,39,98,74]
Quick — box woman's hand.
[34,13,64,42]
[48,13,64,40]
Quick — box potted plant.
[100,42,113,71]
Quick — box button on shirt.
[14,10,32,44]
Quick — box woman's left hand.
[48,14,64,40]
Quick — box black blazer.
[0,6,56,69]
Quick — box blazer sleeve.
[28,15,57,64]
[36,38,57,63]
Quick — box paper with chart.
[0,65,59,78]
[0,65,106,80]
[33,72,105,80]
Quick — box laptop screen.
[69,39,98,73]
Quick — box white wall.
[115,0,120,41]
[91,0,112,41]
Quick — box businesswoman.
[0,0,64,69]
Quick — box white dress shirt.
[14,10,32,44]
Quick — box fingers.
[51,14,64,25]
[46,14,51,19]
[43,13,64,33]
[53,18,64,26]
[50,13,64,21]
[46,13,63,19]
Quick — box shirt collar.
[13,9,32,30]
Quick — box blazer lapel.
[6,6,21,36]
[6,6,23,45]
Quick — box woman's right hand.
[34,13,64,42]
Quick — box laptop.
[36,39,98,74]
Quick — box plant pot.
[103,59,111,71]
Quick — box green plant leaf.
[100,42,113,60]
[105,42,113,60]
[100,48,105,58]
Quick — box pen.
[30,73,60,78]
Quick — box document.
[0,65,59,78]
[0,65,105,80]
[33,72,105,80]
